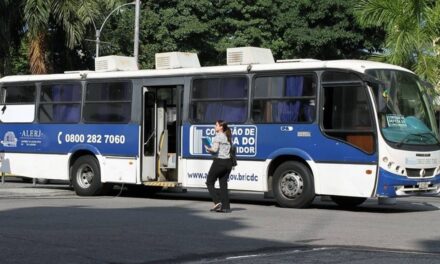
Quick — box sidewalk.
[0,176,74,198]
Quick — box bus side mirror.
[421,80,434,90]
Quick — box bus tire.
[273,161,315,208]
[71,155,104,196]
[330,196,366,208]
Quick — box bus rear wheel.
[273,161,315,208]
[71,155,104,196]
[330,196,366,208]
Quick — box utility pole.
[134,0,141,64]
[95,30,100,58]
[95,1,137,58]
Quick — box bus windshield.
[366,69,439,146]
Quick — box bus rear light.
[366,170,372,175]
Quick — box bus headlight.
[387,162,394,169]
[386,162,404,175]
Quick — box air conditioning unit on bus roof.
[227,47,275,65]
[95,56,138,72]
[155,52,201,70]
[277,59,321,63]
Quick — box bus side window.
[0,85,36,123]
[84,81,132,123]
[190,77,248,123]
[39,83,82,123]
[252,74,316,123]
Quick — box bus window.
[84,81,132,123]
[4,85,36,103]
[39,83,82,123]
[190,77,248,123]
[0,85,36,123]
[252,75,316,123]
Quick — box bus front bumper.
[376,168,440,197]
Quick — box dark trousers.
[206,158,232,209]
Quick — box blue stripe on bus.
[0,124,139,157]
[376,168,440,197]
[182,123,377,163]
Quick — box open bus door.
[142,86,181,188]
[142,87,157,181]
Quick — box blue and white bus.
[1,47,439,208]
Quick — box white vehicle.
[0,47,439,208]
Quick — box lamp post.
[134,0,140,64]
[95,0,141,64]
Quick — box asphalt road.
[1,178,440,264]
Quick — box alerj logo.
[1,131,18,147]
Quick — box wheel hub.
[280,171,303,199]
[76,165,94,189]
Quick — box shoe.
[215,208,231,213]
[210,203,222,212]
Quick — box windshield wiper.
[396,132,439,148]
[417,132,440,144]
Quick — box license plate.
[417,181,430,189]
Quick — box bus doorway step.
[143,181,180,188]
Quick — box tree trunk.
[29,32,47,74]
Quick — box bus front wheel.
[273,161,315,208]
[71,155,104,196]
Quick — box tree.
[23,0,121,74]
[355,0,440,87]
[1,0,385,74]
[99,0,383,68]
[274,0,384,60]
[0,0,25,76]
[10,37,31,75]
[212,0,277,62]
[97,0,217,68]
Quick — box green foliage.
[275,0,383,60]
[0,0,25,76]
[98,0,217,68]
[24,0,121,49]
[1,0,385,74]
[24,0,125,73]
[10,38,31,75]
[355,0,440,89]
[97,0,383,68]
